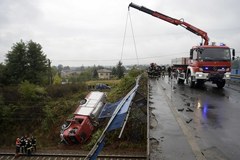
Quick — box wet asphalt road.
[149,77,240,160]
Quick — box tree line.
[0,40,127,86]
[0,40,50,85]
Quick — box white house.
[97,69,112,79]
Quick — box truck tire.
[176,71,182,84]
[187,73,195,88]
[177,77,184,84]
[216,80,225,89]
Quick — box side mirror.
[232,49,235,60]
[190,49,193,59]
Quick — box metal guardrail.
[146,79,150,160]
[231,74,240,80]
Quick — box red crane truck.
[128,3,235,88]
[60,91,106,144]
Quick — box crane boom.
[128,2,209,45]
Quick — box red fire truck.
[128,3,235,88]
[60,91,106,144]
[171,44,234,88]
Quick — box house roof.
[97,69,112,73]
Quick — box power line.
[129,11,139,65]
[51,52,187,62]
[120,10,139,65]
[120,11,129,62]
[51,50,240,63]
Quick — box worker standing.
[167,66,172,79]
[15,138,21,156]
[147,63,155,78]
[161,66,166,78]
[20,136,25,153]
[31,136,37,152]
[24,137,28,153]
[26,138,32,156]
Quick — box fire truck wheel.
[187,73,195,88]
[216,80,225,88]
[177,78,184,84]
[177,71,184,84]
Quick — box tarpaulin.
[107,113,127,131]
[107,92,135,131]
[98,99,122,119]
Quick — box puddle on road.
[194,102,222,128]
[176,95,222,128]
[205,104,215,109]
[211,88,226,97]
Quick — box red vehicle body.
[60,91,106,144]
[129,3,235,88]
[186,45,234,88]
[172,44,234,88]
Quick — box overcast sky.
[0,0,240,67]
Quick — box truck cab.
[60,91,106,144]
[60,115,94,144]
[187,43,235,88]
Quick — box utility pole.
[48,59,52,85]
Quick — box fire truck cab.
[186,43,235,88]
[60,91,106,144]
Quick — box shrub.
[46,83,86,98]
[18,80,46,103]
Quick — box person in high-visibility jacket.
[15,137,21,158]
[15,138,21,154]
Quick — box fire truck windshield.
[198,48,231,61]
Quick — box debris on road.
[186,119,193,124]
[186,108,194,112]
[178,108,184,112]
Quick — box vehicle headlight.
[225,74,230,78]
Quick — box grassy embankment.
[0,71,147,154]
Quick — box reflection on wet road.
[149,79,200,160]
[152,77,240,159]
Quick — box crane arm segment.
[128,2,209,45]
